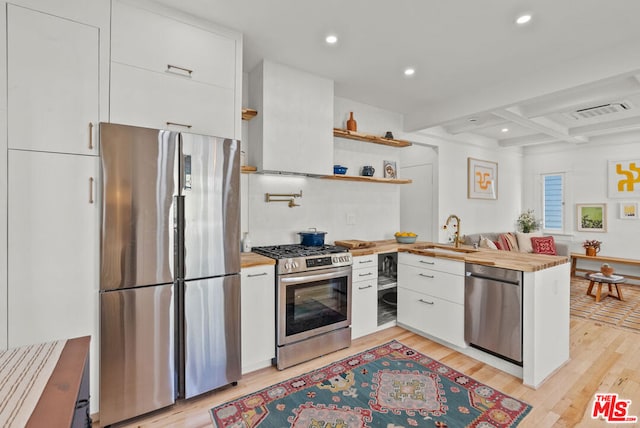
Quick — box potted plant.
[516,209,540,233]
[600,263,614,277]
[583,239,602,256]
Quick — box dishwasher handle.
[465,271,521,286]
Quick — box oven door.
[278,265,352,346]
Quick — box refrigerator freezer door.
[180,133,240,278]
[100,123,180,290]
[99,284,175,426]
[182,274,241,398]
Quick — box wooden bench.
[570,253,640,281]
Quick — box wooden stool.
[585,273,626,303]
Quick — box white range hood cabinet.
[248,60,333,176]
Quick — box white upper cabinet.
[7,4,99,155]
[248,60,334,176]
[109,0,242,139]
[112,0,237,89]
[110,62,235,138]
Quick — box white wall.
[523,140,640,260]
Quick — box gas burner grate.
[252,244,349,259]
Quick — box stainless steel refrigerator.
[98,123,241,426]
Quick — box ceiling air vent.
[568,102,631,120]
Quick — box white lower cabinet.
[7,150,99,348]
[240,264,275,374]
[351,255,378,339]
[397,252,466,348]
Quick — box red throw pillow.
[531,236,557,255]
[493,240,502,250]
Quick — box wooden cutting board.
[335,240,376,249]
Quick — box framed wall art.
[467,158,497,200]
[608,159,640,198]
[576,203,607,232]
[619,202,639,220]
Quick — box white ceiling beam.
[443,116,510,135]
[498,134,557,148]
[568,115,640,136]
[493,108,589,144]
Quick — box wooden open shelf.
[322,174,412,184]
[241,165,257,173]
[242,108,258,121]
[333,128,412,147]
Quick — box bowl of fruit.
[395,231,417,244]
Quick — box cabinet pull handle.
[358,260,373,264]
[167,64,193,76]
[88,123,94,150]
[419,260,435,265]
[358,285,373,290]
[359,272,373,277]
[247,272,268,278]
[419,273,434,278]
[418,299,434,305]
[89,177,94,204]
[166,122,193,129]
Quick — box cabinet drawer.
[397,288,465,348]
[398,264,464,304]
[353,254,377,268]
[353,266,377,282]
[110,63,236,138]
[399,252,464,275]
[112,0,237,88]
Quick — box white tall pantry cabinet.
[1,0,242,416]
[1,0,110,414]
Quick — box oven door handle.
[279,267,351,285]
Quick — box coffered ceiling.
[156,0,640,147]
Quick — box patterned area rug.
[570,277,640,332]
[211,341,531,427]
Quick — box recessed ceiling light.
[404,68,415,77]
[516,14,532,25]
[325,35,338,44]
[501,128,509,133]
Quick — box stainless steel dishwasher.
[464,263,523,365]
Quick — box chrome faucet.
[443,214,462,248]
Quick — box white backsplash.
[244,173,400,246]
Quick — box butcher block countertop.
[241,252,276,268]
[345,239,568,272]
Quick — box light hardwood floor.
[100,316,640,428]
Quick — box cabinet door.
[8,150,99,347]
[7,5,99,155]
[351,278,378,339]
[241,265,275,373]
[397,288,465,348]
[110,63,235,138]
[112,0,237,88]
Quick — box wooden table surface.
[27,336,90,427]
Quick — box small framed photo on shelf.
[576,203,607,232]
[383,160,397,179]
[619,202,639,219]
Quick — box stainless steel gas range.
[252,244,353,370]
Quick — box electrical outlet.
[346,213,356,225]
